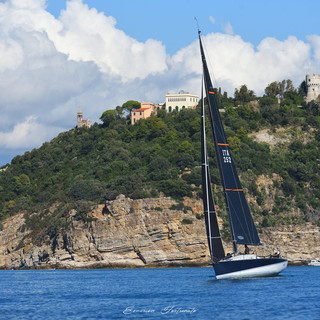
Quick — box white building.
[165,90,199,113]
[306,74,320,103]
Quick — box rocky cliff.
[0,195,319,269]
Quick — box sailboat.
[198,29,288,279]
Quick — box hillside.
[1,81,320,267]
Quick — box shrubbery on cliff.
[1,80,320,228]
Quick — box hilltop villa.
[131,102,162,125]
[165,90,199,113]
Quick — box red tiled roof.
[132,108,149,112]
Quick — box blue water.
[0,267,319,320]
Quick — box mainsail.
[199,31,261,254]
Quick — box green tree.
[14,174,31,194]
[100,110,117,127]
[115,105,124,118]
[2,200,16,215]
[68,179,105,202]
[265,81,280,97]
[234,85,255,104]
[146,117,168,140]
[148,157,171,181]
[122,100,140,113]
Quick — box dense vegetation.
[1,80,320,236]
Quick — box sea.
[0,266,319,320]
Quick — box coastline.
[0,260,311,270]
[1,195,319,270]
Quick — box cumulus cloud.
[0,116,64,149]
[169,32,316,96]
[49,0,168,81]
[307,34,320,63]
[0,0,320,165]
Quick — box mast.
[200,76,225,263]
[198,31,261,254]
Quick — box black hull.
[214,257,288,279]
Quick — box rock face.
[259,225,320,265]
[0,195,319,269]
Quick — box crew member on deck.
[272,248,280,258]
[245,244,249,254]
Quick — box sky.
[0,0,320,166]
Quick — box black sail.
[199,33,261,249]
[201,80,225,262]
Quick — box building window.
[175,106,179,111]
[182,106,185,109]
[169,106,172,112]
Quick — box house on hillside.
[131,102,160,125]
[165,90,199,113]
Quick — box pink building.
[131,102,157,125]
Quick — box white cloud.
[48,0,168,81]
[223,22,234,35]
[0,116,64,149]
[169,32,315,97]
[306,34,320,63]
[0,0,320,165]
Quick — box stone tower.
[306,74,320,103]
[77,109,83,128]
